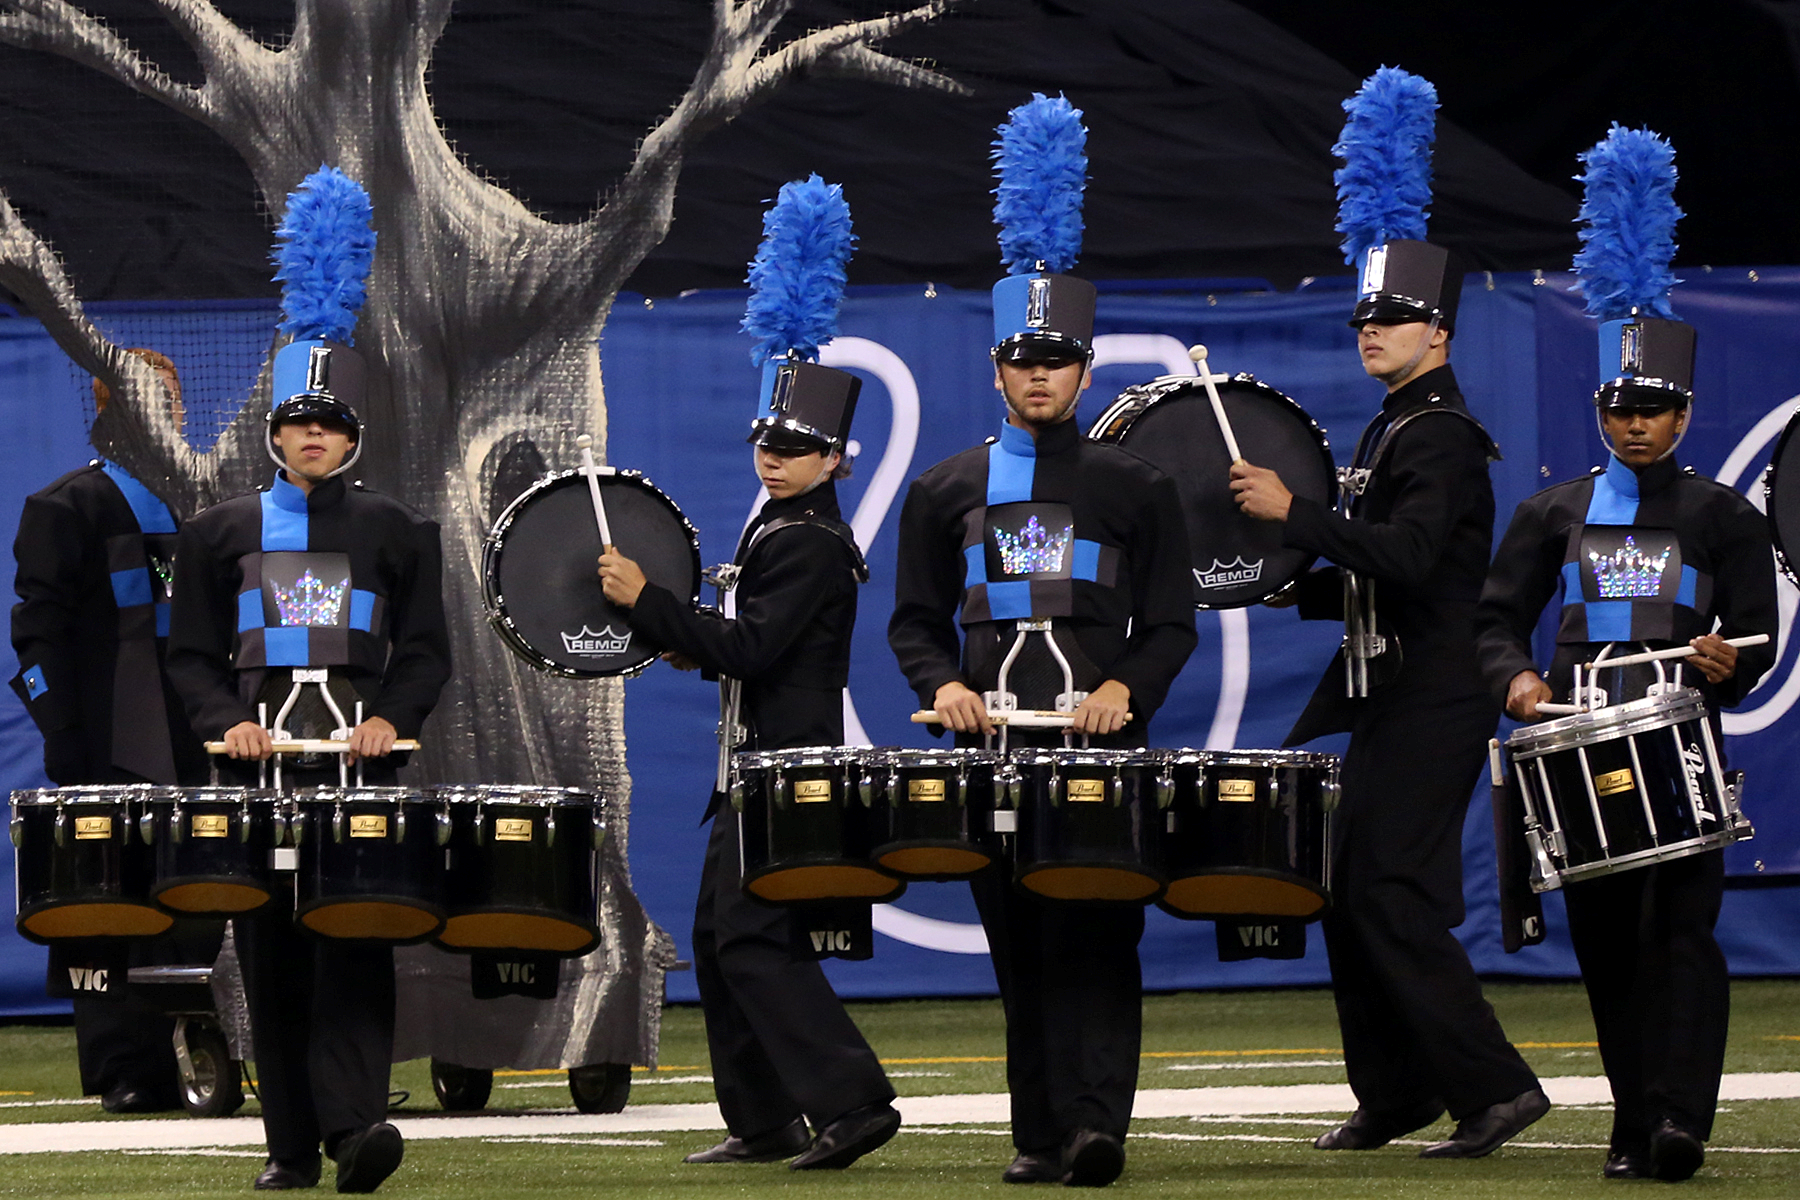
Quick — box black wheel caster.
[176,1018,245,1118]
[568,1063,630,1113]
[430,1058,494,1111]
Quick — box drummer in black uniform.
[887,95,1197,1188]
[1474,126,1776,1183]
[598,177,899,1172]
[168,320,450,1185]
[11,348,211,1113]
[1229,70,1547,1156]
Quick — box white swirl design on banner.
[1712,394,1800,734]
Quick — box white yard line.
[2,1073,1797,1156]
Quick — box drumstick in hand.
[575,433,616,551]
[1189,344,1244,464]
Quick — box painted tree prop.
[0,0,967,1067]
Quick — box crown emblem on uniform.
[1589,535,1671,598]
[273,569,350,626]
[994,515,1074,576]
[560,624,633,656]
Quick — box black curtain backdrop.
[0,0,1795,301]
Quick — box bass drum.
[1089,373,1336,608]
[484,469,701,677]
[1765,406,1800,587]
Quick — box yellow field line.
[1515,1041,1600,1049]
[0,1091,32,1097]
[1769,1035,1800,1042]
[492,1066,703,1077]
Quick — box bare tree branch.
[147,0,275,83]
[741,2,964,97]
[0,0,214,124]
[0,188,219,513]
[810,41,965,93]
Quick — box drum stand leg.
[268,669,356,787]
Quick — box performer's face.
[1358,320,1447,388]
[755,444,839,500]
[995,356,1090,430]
[1602,405,1688,467]
[272,418,356,484]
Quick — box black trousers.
[236,891,395,1165]
[1322,693,1539,1120]
[1565,849,1728,1153]
[692,812,893,1138]
[970,867,1145,1152]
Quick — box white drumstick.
[1582,634,1768,672]
[1188,344,1243,463]
[575,433,615,549]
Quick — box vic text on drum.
[886,96,1197,1190]
[166,180,451,1195]
[1473,127,1777,1183]
[1235,70,1548,1160]
[9,347,217,1114]
[598,177,901,1172]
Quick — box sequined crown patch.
[994,515,1074,576]
[1588,535,1672,599]
[273,569,351,626]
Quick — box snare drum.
[1160,750,1337,919]
[10,787,172,942]
[433,785,604,956]
[1088,373,1335,608]
[484,469,701,677]
[1007,749,1166,903]
[735,748,904,904]
[1505,687,1751,891]
[144,787,281,915]
[867,748,1000,879]
[292,788,445,942]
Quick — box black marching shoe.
[1001,1150,1064,1184]
[332,1123,404,1193]
[789,1101,901,1170]
[1062,1130,1125,1188]
[1314,1100,1445,1150]
[101,1084,179,1115]
[683,1118,813,1164]
[1603,1151,1650,1180]
[1649,1119,1704,1182]
[1418,1087,1551,1159]
[253,1159,321,1191]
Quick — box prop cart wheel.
[568,1063,630,1113]
[430,1059,494,1111]
[176,1017,245,1118]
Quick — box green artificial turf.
[1,981,1796,1197]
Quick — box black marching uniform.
[1474,452,1776,1160]
[625,480,896,1145]
[166,470,449,1170]
[10,461,212,1106]
[1281,364,1542,1123]
[888,417,1197,1154]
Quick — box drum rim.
[425,784,599,805]
[12,785,177,804]
[1764,403,1800,588]
[1549,826,1750,887]
[148,788,282,803]
[1085,371,1339,610]
[480,466,702,679]
[1163,748,1341,769]
[291,786,432,803]
[733,746,868,770]
[1007,747,1162,767]
[864,748,1005,768]
[1506,687,1710,755]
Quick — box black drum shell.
[293,790,445,943]
[736,752,905,905]
[870,752,999,880]
[1088,374,1335,609]
[1159,754,1334,921]
[436,789,603,957]
[147,789,280,916]
[1009,753,1166,904]
[11,788,171,943]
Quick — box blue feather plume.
[1573,124,1682,321]
[992,93,1086,275]
[271,165,375,345]
[741,175,856,367]
[1333,67,1438,266]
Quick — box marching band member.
[167,169,450,1193]
[1230,69,1547,1158]
[1474,127,1776,1182]
[10,348,212,1113]
[599,177,900,1171]
[887,96,1196,1187]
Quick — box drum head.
[1090,375,1335,608]
[1767,408,1800,586]
[485,470,700,676]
